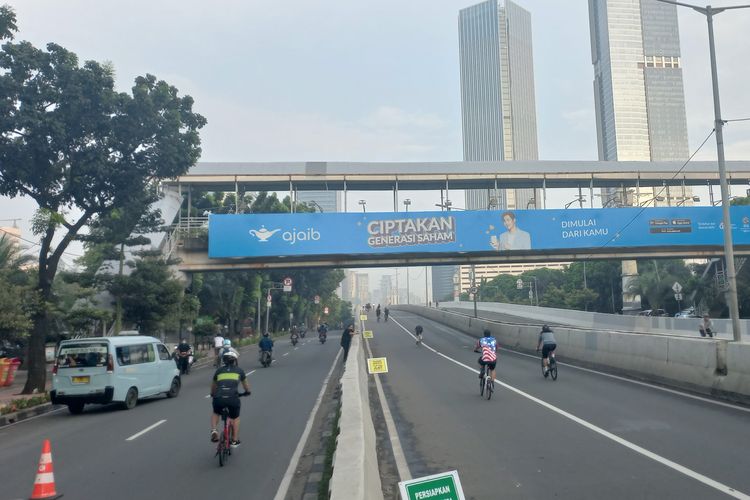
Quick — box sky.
[2,0,750,292]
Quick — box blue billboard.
[208,207,750,259]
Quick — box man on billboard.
[490,211,531,250]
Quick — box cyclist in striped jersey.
[474,329,498,383]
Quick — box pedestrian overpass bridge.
[101,160,750,274]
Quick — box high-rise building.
[450,0,544,297]
[432,265,458,303]
[590,0,691,204]
[340,270,356,302]
[459,0,538,212]
[296,191,342,213]
[355,273,370,306]
[589,0,692,312]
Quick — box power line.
[0,227,83,258]
[724,117,750,123]
[590,128,716,254]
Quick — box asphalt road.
[367,312,750,499]
[0,334,340,500]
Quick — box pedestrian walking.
[698,315,714,338]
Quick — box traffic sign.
[283,277,293,292]
[266,293,272,307]
[360,314,368,321]
[399,470,465,500]
[367,357,388,374]
[469,286,478,294]
[675,293,683,301]
[672,282,683,293]
[363,330,373,339]
[516,279,524,290]
[314,295,320,304]
[323,306,329,314]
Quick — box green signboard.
[399,470,465,500]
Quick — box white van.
[51,335,180,414]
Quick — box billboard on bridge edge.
[208,207,750,259]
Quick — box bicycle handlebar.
[240,391,251,397]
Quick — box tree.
[0,8,206,392]
[111,257,183,334]
[0,233,33,342]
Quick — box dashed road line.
[126,419,167,441]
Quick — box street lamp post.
[657,0,749,341]
[404,199,411,305]
[358,199,367,213]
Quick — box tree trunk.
[22,270,54,394]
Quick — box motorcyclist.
[176,338,192,374]
[290,327,299,345]
[317,323,328,341]
[258,332,274,363]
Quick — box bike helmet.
[483,329,491,337]
[223,339,232,347]
[542,325,552,332]
[222,350,238,365]
[262,332,269,337]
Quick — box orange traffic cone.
[29,439,62,499]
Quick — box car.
[0,341,25,367]
[676,308,699,318]
[638,309,668,317]
[51,335,180,414]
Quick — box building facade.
[459,0,538,211]
[589,0,692,312]
[295,191,342,213]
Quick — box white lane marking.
[283,352,290,357]
[389,316,750,500]
[205,395,210,399]
[397,313,750,414]
[294,347,299,350]
[504,349,750,414]
[248,369,257,375]
[273,349,342,500]
[126,419,167,441]
[363,337,412,482]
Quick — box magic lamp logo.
[248,225,321,245]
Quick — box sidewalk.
[0,367,52,408]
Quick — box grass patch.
[318,401,342,499]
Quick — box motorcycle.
[300,327,307,338]
[291,333,299,346]
[259,350,272,368]
[319,333,327,344]
[176,349,192,375]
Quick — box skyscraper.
[459,0,538,211]
[295,191,342,213]
[589,0,692,312]
[590,0,691,203]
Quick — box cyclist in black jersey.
[210,351,250,447]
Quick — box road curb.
[0,402,63,428]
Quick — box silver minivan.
[51,335,180,414]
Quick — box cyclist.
[258,332,274,362]
[210,350,250,448]
[474,329,498,383]
[221,338,239,357]
[415,324,423,344]
[376,304,381,322]
[536,325,557,375]
[383,307,390,322]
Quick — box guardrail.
[329,335,384,499]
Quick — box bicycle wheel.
[550,359,558,381]
[218,432,226,467]
[485,376,493,400]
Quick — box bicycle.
[541,351,558,381]
[215,392,250,467]
[478,363,494,400]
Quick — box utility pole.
[657,0,750,341]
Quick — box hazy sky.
[2,0,750,286]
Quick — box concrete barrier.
[396,305,750,404]
[329,335,384,500]
[446,301,750,339]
